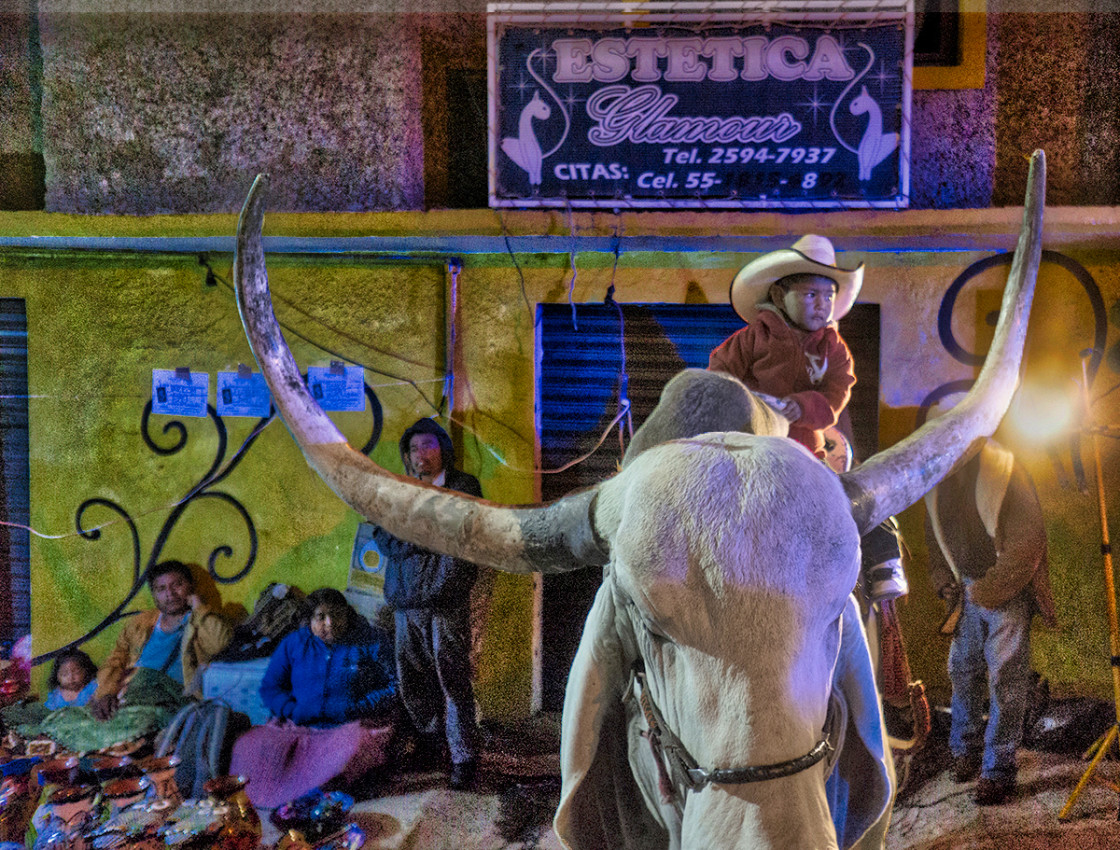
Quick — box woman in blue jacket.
[260,588,397,727]
[232,588,399,807]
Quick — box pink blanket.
[230,719,394,808]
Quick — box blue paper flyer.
[152,369,209,418]
[306,364,366,412]
[217,370,272,418]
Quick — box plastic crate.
[200,657,272,726]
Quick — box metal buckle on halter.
[686,767,714,788]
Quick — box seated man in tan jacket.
[91,560,233,720]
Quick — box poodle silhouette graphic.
[850,85,898,181]
[501,91,552,186]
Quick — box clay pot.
[202,776,260,850]
[138,755,182,806]
[0,760,38,843]
[100,776,150,818]
[88,755,136,783]
[31,783,97,848]
[97,741,143,759]
[35,756,79,787]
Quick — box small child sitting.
[709,234,862,459]
[44,648,98,710]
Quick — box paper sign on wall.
[217,367,272,418]
[306,363,366,412]
[152,368,209,418]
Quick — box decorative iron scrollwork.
[35,379,383,666]
[918,250,1105,492]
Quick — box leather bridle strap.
[631,663,833,795]
[686,738,834,786]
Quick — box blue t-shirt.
[135,613,190,683]
[44,679,97,710]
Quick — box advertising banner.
[488,2,911,209]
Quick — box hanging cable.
[565,201,579,331]
[206,263,443,416]
[477,397,632,475]
[0,415,280,540]
[497,209,534,320]
[443,259,461,416]
[604,217,633,459]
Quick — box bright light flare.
[1005,379,1081,445]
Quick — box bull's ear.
[829,595,894,848]
[841,149,1046,535]
[233,175,606,575]
[555,582,666,848]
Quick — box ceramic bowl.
[89,755,137,782]
[46,782,97,805]
[137,755,180,773]
[270,790,355,841]
[98,740,144,759]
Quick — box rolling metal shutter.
[0,298,29,648]
[536,301,879,710]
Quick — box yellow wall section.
[913,9,987,92]
[6,206,1120,714]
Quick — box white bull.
[233,151,1045,850]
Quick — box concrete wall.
[0,0,43,209]
[1,7,1119,211]
[39,11,425,212]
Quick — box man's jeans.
[948,587,1032,781]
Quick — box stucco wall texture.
[39,11,426,212]
[907,24,996,209]
[0,8,1114,212]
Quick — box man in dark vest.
[925,436,1056,805]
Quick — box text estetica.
[551,35,856,84]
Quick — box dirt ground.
[258,713,1120,850]
[888,747,1120,850]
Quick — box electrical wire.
[206,261,444,416]
[565,202,579,330]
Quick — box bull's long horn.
[841,149,1046,536]
[234,174,606,574]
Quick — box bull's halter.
[626,662,833,810]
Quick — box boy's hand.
[778,397,802,422]
[757,394,802,423]
[754,391,781,407]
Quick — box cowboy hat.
[729,234,864,323]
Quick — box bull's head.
[234,151,1045,850]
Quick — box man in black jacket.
[371,418,483,789]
